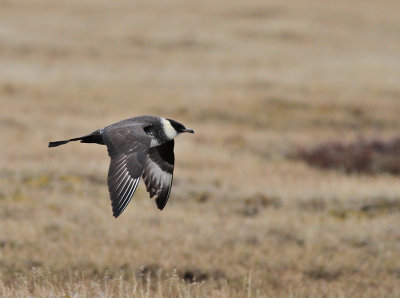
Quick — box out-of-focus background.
[1,0,400,296]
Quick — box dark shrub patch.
[178,268,225,283]
[136,264,162,282]
[304,266,341,281]
[296,136,400,175]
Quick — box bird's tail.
[48,140,71,147]
[48,136,87,147]
[48,130,104,148]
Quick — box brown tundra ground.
[0,0,400,296]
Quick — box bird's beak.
[184,128,194,134]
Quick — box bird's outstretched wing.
[102,123,151,217]
[142,140,175,210]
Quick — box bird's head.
[161,118,194,139]
[168,119,194,135]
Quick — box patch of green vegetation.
[12,189,31,202]
[24,174,52,188]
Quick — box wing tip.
[155,195,169,210]
[112,203,127,218]
[110,178,140,218]
[113,211,121,218]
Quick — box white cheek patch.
[161,118,177,139]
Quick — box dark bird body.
[49,115,194,218]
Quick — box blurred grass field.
[1,0,400,296]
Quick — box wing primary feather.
[108,159,127,179]
[115,173,131,197]
[123,179,140,208]
[114,171,131,193]
[115,179,134,212]
[109,168,128,189]
[114,178,140,217]
[118,178,136,208]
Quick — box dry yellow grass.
[1,0,400,296]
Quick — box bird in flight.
[49,116,194,218]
